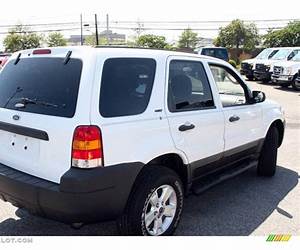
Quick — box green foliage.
[228,59,237,68]
[136,34,170,49]
[178,28,198,49]
[3,25,43,53]
[47,32,67,47]
[214,19,260,51]
[263,21,300,47]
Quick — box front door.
[208,63,263,162]
[165,57,225,177]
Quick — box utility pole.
[106,14,110,45]
[80,14,83,45]
[95,14,99,46]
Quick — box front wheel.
[257,126,279,177]
[246,75,254,81]
[292,77,300,91]
[118,165,184,236]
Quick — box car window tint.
[100,58,156,117]
[0,58,82,117]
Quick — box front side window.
[209,64,247,107]
[100,58,156,117]
[168,60,214,112]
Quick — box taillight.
[72,126,103,168]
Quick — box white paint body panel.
[0,47,285,184]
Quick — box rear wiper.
[15,97,61,108]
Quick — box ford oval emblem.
[13,115,20,121]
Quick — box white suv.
[240,47,279,81]
[271,49,300,90]
[0,47,285,236]
[254,47,299,83]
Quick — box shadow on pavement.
[0,166,298,236]
[273,86,299,93]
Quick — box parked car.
[254,47,300,83]
[240,48,279,81]
[0,47,285,236]
[271,49,300,90]
[198,47,229,61]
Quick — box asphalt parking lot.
[0,80,299,236]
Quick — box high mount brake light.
[32,49,51,55]
[72,126,104,168]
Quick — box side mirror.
[251,90,266,103]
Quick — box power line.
[0,26,286,35]
[110,18,300,24]
[0,18,298,28]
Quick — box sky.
[0,0,299,50]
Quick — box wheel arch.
[145,153,190,193]
[268,119,285,147]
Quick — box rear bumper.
[0,162,143,223]
[254,71,272,81]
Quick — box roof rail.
[94,45,196,54]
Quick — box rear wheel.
[257,126,279,177]
[118,165,184,236]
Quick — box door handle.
[229,115,240,122]
[178,123,195,132]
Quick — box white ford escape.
[0,47,285,236]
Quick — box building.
[99,30,126,44]
[68,30,126,46]
[68,35,88,46]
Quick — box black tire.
[262,79,270,84]
[257,126,279,177]
[117,165,184,236]
[291,76,300,91]
[246,75,254,81]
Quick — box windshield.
[272,49,293,60]
[290,50,300,61]
[256,49,272,59]
[201,48,229,61]
[0,57,82,117]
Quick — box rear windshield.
[0,57,82,118]
[201,48,229,61]
[100,58,156,117]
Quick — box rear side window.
[100,58,156,117]
[0,58,82,118]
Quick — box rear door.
[165,56,225,178]
[0,49,93,183]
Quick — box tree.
[263,21,300,47]
[47,32,67,47]
[214,19,260,51]
[178,28,198,49]
[3,25,42,53]
[136,34,171,49]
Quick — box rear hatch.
[0,48,94,183]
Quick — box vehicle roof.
[11,46,227,64]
